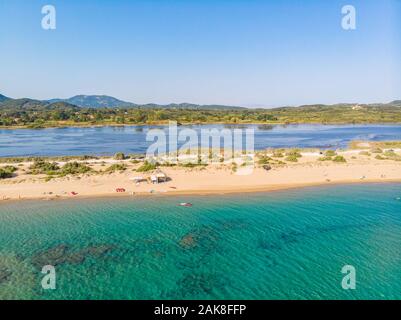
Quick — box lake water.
[0,183,401,299]
[1,124,401,157]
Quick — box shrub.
[114,152,126,160]
[136,161,157,172]
[180,162,207,168]
[29,159,60,174]
[383,150,397,157]
[105,163,127,172]
[383,150,401,161]
[0,157,26,164]
[332,155,347,163]
[272,151,284,158]
[285,155,299,162]
[359,151,371,156]
[0,166,17,179]
[286,150,302,158]
[1,165,17,173]
[160,162,177,167]
[60,162,92,175]
[257,156,272,165]
[324,150,337,157]
[318,156,332,161]
[59,155,98,162]
[375,155,386,160]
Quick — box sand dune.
[1,150,401,201]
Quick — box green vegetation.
[180,162,207,168]
[2,99,401,128]
[114,152,126,160]
[368,141,401,148]
[285,155,299,162]
[0,166,17,179]
[324,150,337,157]
[105,163,127,172]
[28,159,92,176]
[284,150,302,162]
[136,161,158,172]
[272,150,284,158]
[286,150,302,157]
[29,159,60,175]
[159,162,177,167]
[332,155,347,163]
[0,169,13,179]
[318,156,332,161]
[60,162,92,175]
[257,156,272,165]
[383,150,397,157]
[1,165,17,173]
[318,150,337,161]
[0,155,97,164]
[375,150,401,161]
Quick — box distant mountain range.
[0,92,400,110]
[48,95,137,108]
[0,94,244,110]
[0,94,10,103]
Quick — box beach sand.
[1,150,401,201]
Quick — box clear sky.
[0,0,400,107]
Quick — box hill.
[137,103,245,110]
[0,94,10,103]
[1,92,401,127]
[0,98,46,110]
[48,95,136,108]
[48,95,245,110]
[0,93,244,111]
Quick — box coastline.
[2,150,401,202]
[2,121,401,131]
[1,179,401,204]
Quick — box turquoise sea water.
[0,183,401,300]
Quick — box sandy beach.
[1,148,401,202]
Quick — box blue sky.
[0,0,400,107]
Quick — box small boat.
[179,202,193,207]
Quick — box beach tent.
[150,171,167,184]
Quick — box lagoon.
[1,124,401,157]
